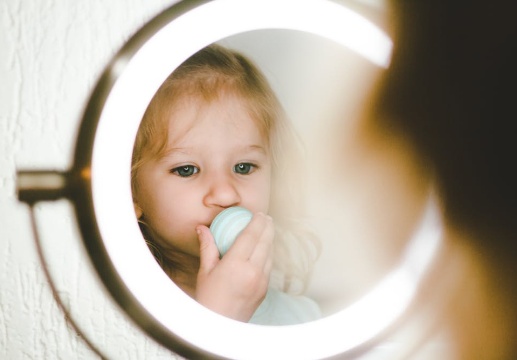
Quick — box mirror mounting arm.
[17,170,73,205]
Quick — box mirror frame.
[59,0,441,358]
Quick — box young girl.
[131,44,320,325]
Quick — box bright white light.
[90,0,440,359]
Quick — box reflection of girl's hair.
[131,44,320,294]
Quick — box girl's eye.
[233,162,256,175]
[171,165,199,177]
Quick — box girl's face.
[133,94,272,257]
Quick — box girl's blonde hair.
[132,44,319,294]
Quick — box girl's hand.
[195,212,274,322]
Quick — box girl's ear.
[134,203,143,219]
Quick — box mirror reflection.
[130,42,321,325]
[129,28,426,325]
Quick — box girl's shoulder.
[249,288,321,326]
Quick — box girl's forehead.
[165,93,270,144]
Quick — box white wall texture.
[0,0,183,358]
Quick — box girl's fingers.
[197,225,220,275]
[226,213,272,260]
[196,215,273,322]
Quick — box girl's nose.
[203,174,241,208]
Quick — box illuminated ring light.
[71,0,442,359]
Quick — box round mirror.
[17,1,443,359]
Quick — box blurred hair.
[376,2,517,245]
[371,2,517,357]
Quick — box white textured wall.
[0,1,182,358]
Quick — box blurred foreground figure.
[372,1,517,358]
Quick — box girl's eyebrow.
[165,147,191,155]
[160,144,268,160]
[245,144,268,154]
[158,148,192,161]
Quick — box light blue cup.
[210,206,253,256]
